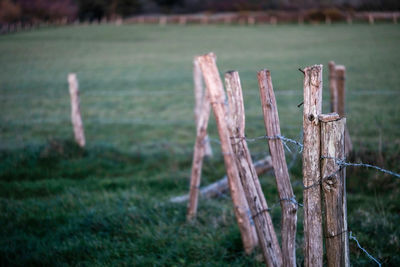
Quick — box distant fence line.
[1,11,399,35]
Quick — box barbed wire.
[322,156,400,179]
[349,231,382,266]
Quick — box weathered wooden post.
[186,89,211,221]
[225,71,282,266]
[335,65,353,155]
[320,114,350,267]
[68,73,85,147]
[328,61,338,113]
[198,53,258,255]
[258,69,297,267]
[193,57,213,157]
[302,65,323,267]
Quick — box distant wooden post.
[393,14,398,24]
[247,16,255,25]
[325,16,332,24]
[302,65,323,267]
[270,16,277,25]
[68,73,85,147]
[198,53,258,255]
[258,69,297,267]
[346,15,353,24]
[159,16,167,26]
[368,13,374,24]
[320,115,350,267]
[179,16,187,25]
[328,61,338,112]
[225,71,282,266]
[335,65,353,155]
[193,58,213,157]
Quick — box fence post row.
[302,65,324,267]
[197,53,258,255]
[258,69,297,267]
[68,73,86,147]
[320,114,350,267]
[225,71,282,266]
[187,54,354,265]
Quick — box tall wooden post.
[68,73,85,147]
[193,57,213,157]
[302,65,323,267]
[320,115,350,267]
[225,71,282,266]
[335,65,353,155]
[198,53,258,255]
[258,69,297,267]
[186,89,211,221]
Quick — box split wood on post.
[68,73,86,147]
[171,156,272,203]
[193,57,212,157]
[258,69,297,267]
[302,65,323,267]
[225,71,282,266]
[198,53,258,255]
[335,65,353,155]
[320,116,350,267]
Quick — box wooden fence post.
[335,65,353,155]
[225,71,282,266]
[320,114,350,267]
[68,73,85,147]
[186,89,212,221]
[193,57,213,157]
[258,69,297,267]
[302,65,323,267]
[198,53,258,255]
[328,61,338,113]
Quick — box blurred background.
[0,0,399,266]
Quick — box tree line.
[1,0,399,24]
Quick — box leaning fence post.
[68,73,85,147]
[198,53,258,255]
[302,65,323,267]
[186,89,211,221]
[193,57,213,157]
[225,71,282,266]
[320,114,350,267]
[258,69,297,267]
[335,65,353,155]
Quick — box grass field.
[0,23,399,266]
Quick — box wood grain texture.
[198,53,258,255]
[321,117,350,267]
[225,71,282,266]
[68,73,85,147]
[302,65,323,267]
[257,69,297,267]
[193,57,212,157]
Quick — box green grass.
[0,23,399,266]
